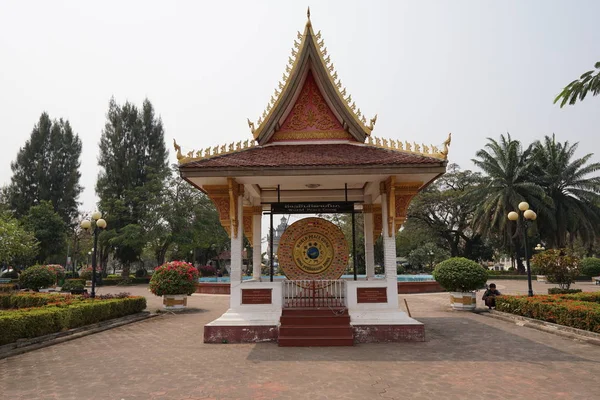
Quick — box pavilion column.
[363,204,375,279]
[252,207,262,281]
[229,188,244,308]
[380,191,397,283]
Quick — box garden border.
[481,309,600,346]
[0,312,157,360]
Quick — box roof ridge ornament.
[174,138,257,164]
[365,134,451,160]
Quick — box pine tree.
[96,98,169,276]
[7,113,83,224]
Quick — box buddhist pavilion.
[176,10,450,345]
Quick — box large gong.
[277,217,349,281]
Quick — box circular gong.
[277,217,349,281]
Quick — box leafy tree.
[0,212,38,267]
[531,134,600,248]
[145,168,229,267]
[7,113,82,224]
[554,61,600,107]
[23,201,67,264]
[531,249,580,290]
[407,243,449,272]
[407,164,488,258]
[96,98,169,277]
[471,134,551,272]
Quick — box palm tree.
[531,134,600,248]
[471,134,551,272]
[555,61,600,107]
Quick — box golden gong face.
[277,217,349,281]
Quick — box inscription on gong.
[241,289,272,304]
[357,287,388,303]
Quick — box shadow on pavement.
[246,317,586,362]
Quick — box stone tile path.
[1,281,600,399]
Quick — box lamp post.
[508,202,537,296]
[81,211,107,298]
[534,243,545,252]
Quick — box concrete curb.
[0,312,159,360]
[480,310,600,346]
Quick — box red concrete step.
[280,315,351,326]
[281,308,348,317]
[278,336,354,347]
[279,325,354,337]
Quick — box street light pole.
[508,202,537,297]
[81,211,107,298]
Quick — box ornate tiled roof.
[179,143,445,170]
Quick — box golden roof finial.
[307,6,311,20]
[368,114,378,130]
[440,132,452,159]
[173,139,183,160]
[247,118,255,134]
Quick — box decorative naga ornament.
[277,217,349,283]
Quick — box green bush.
[580,257,600,277]
[496,295,600,333]
[531,249,580,290]
[0,296,147,345]
[135,269,148,278]
[0,293,66,309]
[100,277,150,286]
[432,257,488,292]
[548,288,582,295]
[19,265,57,291]
[60,280,85,292]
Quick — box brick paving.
[1,280,600,400]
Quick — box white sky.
[1,0,599,213]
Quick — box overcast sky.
[1,0,599,213]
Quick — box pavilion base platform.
[350,310,425,343]
[203,281,282,343]
[203,309,281,343]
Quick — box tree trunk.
[516,256,526,274]
[121,263,131,278]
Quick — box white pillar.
[381,192,399,308]
[229,195,244,308]
[252,209,262,281]
[363,207,375,279]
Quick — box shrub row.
[0,296,146,346]
[485,274,591,281]
[0,293,67,309]
[496,294,600,333]
[100,277,151,285]
[547,288,582,295]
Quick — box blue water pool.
[198,274,434,283]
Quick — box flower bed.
[0,293,146,345]
[496,293,600,333]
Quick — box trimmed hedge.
[496,294,600,333]
[485,274,590,281]
[0,293,62,309]
[100,277,150,286]
[548,288,582,295]
[0,296,146,345]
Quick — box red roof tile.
[180,144,444,170]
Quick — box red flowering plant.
[45,264,66,283]
[149,261,199,296]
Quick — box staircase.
[278,308,354,347]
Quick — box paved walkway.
[1,281,600,400]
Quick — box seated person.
[482,283,501,309]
